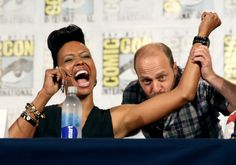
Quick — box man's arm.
[208,76,236,113]
[192,12,236,113]
[193,52,236,113]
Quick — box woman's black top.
[34,105,114,138]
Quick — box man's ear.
[173,62,178,76]
[94,79,97,87]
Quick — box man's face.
[135,47,177,99]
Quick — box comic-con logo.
[0,39,34,57]
[45,0,61,16]
[0,39,34,96]
[102,35,151,95]
[224,34,236,84]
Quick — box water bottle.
[61,86,82,138]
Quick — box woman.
[8,13,221,138]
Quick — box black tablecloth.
[0,138,236,165]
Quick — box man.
[122,12,236,138]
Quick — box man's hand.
[191,45,215,81]
[198,12,221,37]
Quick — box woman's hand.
[198,12,221,37]
[41,67,71,97]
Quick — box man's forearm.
[208,74,236,112]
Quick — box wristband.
[25,103,45,120]
[192,36,210,47]
[20,111,38,127]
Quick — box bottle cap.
[67,86,77,94]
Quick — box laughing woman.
[9,12,221,138]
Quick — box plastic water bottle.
[61,86,82,138]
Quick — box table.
[0,138,236,165]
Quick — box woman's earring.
[61,84,64,93]
[61,80,67,93]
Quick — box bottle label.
[61,112,81,127]
[61,126,78,138]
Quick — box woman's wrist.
[31,89,52,113]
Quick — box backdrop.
[0,0,235,138]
